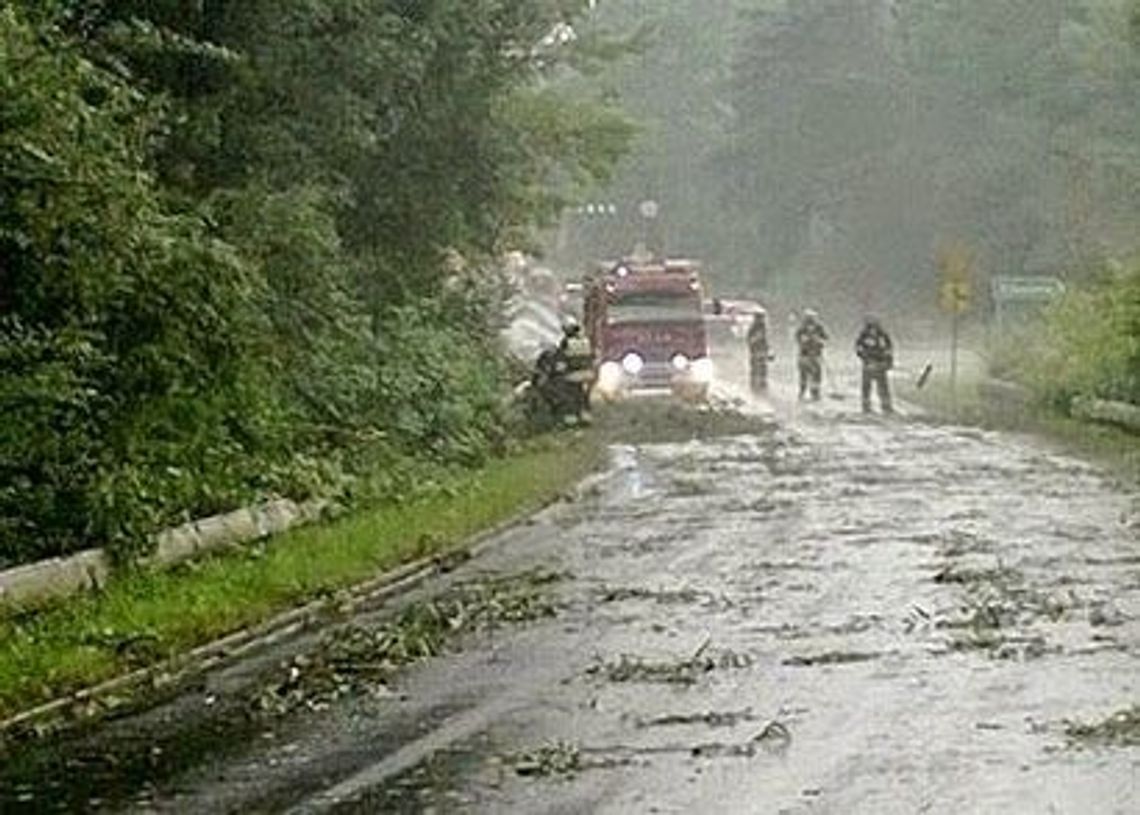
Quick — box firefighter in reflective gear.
[560,318,593,380]
[746,311,770,394]
[855,316,893,413]
[795,309,828,401]
[537,318,593,420]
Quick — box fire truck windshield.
[607,291,700,324]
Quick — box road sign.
[934,240,976,413]
[991,275,1066,330]
[638,199,659,219]
[940,279,971,314]
[937,242,974,315]
[991,275,1065,303]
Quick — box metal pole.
[950,308,959,415]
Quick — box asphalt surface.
[3,353,1138,814]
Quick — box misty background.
[549,0,1140,326]
[2,0,1136,569]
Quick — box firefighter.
[746,310,770,393]
[795,309,828,401]
[556,318,594,419]
[528,318,592,424]
[855,316,894,413]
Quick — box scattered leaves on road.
[254,570,564,715]
[587,640,751,686]
[1064,706,1140,748]
[783,650,879,667]
[508,742,582,777]
[690,721,792,758]
[637,707,757,729]
[595,585,708,605]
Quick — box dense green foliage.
[993,261,1140,408]
[564,0,1139,318]
[0,3,631,567]
[0,434,603,720]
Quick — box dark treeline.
[0,1,633,566]
[564,0,1140,321]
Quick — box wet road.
[102,367,1135,814]
[4,359,1137,813]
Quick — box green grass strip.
[0,434,603,720]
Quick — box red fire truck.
[583,256,713,401]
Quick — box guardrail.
[1071,396,1140,434]
[0,498,328,608]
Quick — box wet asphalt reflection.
[5,379,1138,814]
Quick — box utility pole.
[950,303,960,412]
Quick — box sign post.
[937,242,974,413]
[638,199,660,257]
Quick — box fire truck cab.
[583,256,713,402]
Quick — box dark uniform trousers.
[861,361,892,413]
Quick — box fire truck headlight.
[621,352,644,375]
[690,357,714,382]
[671,353,690,371]
[597,361,623,392]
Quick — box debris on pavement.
[254,569,564,715]
[1064,706,1140,748]
[586,640,752,686]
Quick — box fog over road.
[5,369,1137,814]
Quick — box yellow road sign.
[936,241,975,314]
[941,279,971,314]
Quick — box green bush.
[0,10,289,566]
[374,304,509,466]
[0,1,629,571]
[0,10,501,567]
[995,261,1140,410]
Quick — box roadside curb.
[1071,396,1140,434]
[0,460,617,750]
[0,498,330,609]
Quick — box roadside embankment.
[898,260,1137,475]
[0,498,329,609]
[899,373,1139,487]
[1070,396,1140,434]
[0,432,605,728]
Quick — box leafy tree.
[40,0,631,300]
[573,0,1138,315]
[1,1,632,567]
[1,7,280,563]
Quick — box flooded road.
[4,376,1138,813]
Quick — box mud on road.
[2,393,1137,813]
